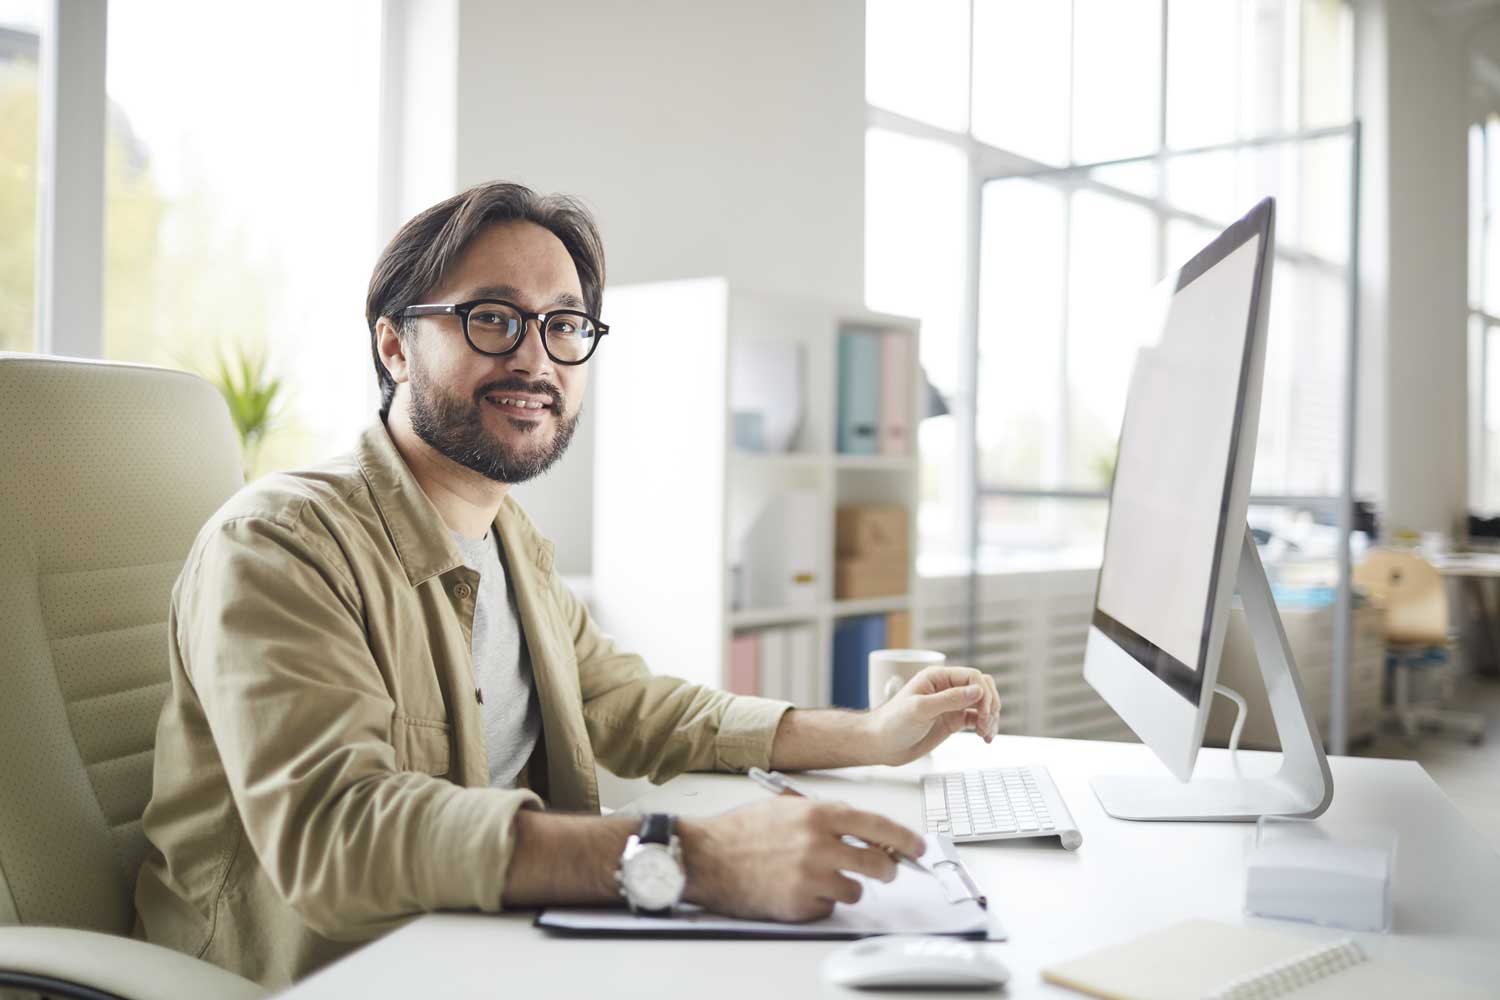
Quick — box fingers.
[981,671,1001,739]
[816,804,925,859]
[829,837,900,883]
[906,668,1002,740]
[814,872,865,906]
[915,683,984,719]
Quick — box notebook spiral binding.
[1208,938,1367,1000]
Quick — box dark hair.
[365,182,606,416]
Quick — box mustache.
[474,377,564,410]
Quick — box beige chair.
[1352,548,1487,744]
[0,355,267,999]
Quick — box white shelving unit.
[592,278,921,705]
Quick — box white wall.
[1355,0,1471,537]
[395,0,1479,563]
[450,0,867,573]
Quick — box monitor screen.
[1092,234,1263,705]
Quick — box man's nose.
[505,318,553,378]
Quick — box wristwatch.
[616,813,686,916]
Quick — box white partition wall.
[593,279,921,698]
[593,279,730,691]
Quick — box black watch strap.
[639,813,675,845]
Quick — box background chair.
[1352,548,1487,745]
[0,354,267,1000]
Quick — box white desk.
[280,735,1500,998]
[1433,553,1500,678]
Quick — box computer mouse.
[822,935,1010,991]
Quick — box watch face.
[623,843,685,910]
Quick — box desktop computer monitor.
[1082,197,1333,822]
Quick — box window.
[0,0,44,353]
[103,0,381,476]
[1471,117,1500,512]
[864,128,968,558]
[865,0,970,133]
[866,0,1354,570]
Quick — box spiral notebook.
[1042,920,1487,1000]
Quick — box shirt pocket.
[393,714,452,776]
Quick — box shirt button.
[453,582,472,599]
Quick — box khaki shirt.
[134,421,790,988]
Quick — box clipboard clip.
[930,834,988,910]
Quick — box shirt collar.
[355,419,552,586]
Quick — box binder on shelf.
[759,627,791,702]
[837,330,881,454]
[886,611,911,650]
[832,614,886,709]
[744,491,821,609]
[878,331,913,455]
[789,625,821,706]
[728,633,759,696]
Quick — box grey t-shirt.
[452,530,541,789]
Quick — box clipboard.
[535,834,1003,941]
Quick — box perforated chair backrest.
[1352,548,1449,647]
[0,354,243,935]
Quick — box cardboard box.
[835,554,909,600]
[836,505,909,557]
[886,611,912,649]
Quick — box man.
[135,182,1002,989]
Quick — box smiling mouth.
[483,394,554,419]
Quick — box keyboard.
[921,765,1083,851]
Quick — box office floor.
[1355,675,1500,851]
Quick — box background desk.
[280,735,1500,998]
[1433,552,1500,678]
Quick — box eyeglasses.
[401,298,609,365]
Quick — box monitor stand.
[1090,529,1335,821]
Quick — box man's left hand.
[863,666,1002,766]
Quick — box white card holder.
[1244,816,1396,933]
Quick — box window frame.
[865,0,1359,563]
[1471,117,1500,513]
[864,0,1363,755]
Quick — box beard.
[407,362,579,485]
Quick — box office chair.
[0,355,267,1000]
[1352,548,1487,745]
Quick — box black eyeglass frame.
[401,298,610,365]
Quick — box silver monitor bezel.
[1083,197,1276,782]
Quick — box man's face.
[400,220,591,484]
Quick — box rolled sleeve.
[552,573,792,782]
[713,695,793,772]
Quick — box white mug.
[867,648,945,709]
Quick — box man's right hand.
[676,796,926,922]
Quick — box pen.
[747,767,933,876]
[932,858,988,909]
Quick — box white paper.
[537,834,1001,939]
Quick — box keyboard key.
[924,766,1076,845]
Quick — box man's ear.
[376,316,411,385]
